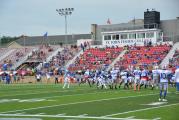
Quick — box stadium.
[0,3,179,120]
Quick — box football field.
[0,84,178,120]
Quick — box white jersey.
[133,70,141,79]
[84,70,90,76]
[174,68,179,82]
[111,70,118,79]
[120,71,128,80]
[46,73,51,79]
[158,69,171,83]
[152,70,159,79]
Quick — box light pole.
[21,34,26,52]
[56,8,74,44]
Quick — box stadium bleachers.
[26,45,58,62]
[68,46,123,71]
[115,44,171,69]
[38,46,79,73]
[0,47,34,70]
[168,48,179,70]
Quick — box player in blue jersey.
[138,67,149,91]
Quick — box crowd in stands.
[27,44,55,61]
[169,48,179,70]
[0,43,177,85]
[115,44,171,70]
[68,46,123,72]
[0,48,32,71]
[80,41,90,51]
[34,45,79,80]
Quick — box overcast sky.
[0,0,179,37]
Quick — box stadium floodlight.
[56,8,74,43]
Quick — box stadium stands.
[0,47,33,70]
[38,45,80,74]
[169,48,179,69]
[68,46,123,71]
[26,45,59,62]
[115,44,171,69]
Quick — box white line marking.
[38,113,45,115]
[0,113,149,120]
[0,87,125,101]
[0,118,42,120]
[0,90,115,104]
[57,113,66,116]
[126,116,136,119]
[0,88,90,97]
[78,114,88,116]
[14,112,26,115]
[141,102,167,106]
[0,93,158,114]
[103,103,179,117]
[152,117,161,120]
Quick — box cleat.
[162,99,167,102]
[159,98,162,101]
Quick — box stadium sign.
[104,39,148,46]
[102,28,163,46]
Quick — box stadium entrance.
[102,28,163,46]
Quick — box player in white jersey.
[152,66,160,90]
[158,67,171,101]
[97,74,107,89]
[110,68,119,89]
[170,74,175,87]
[119,70,129,89]
[84,69,92,87]
[63,69,70,89]
[133,67,141,91]
[174,66,179,91]
[128,72,134,89]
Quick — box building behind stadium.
[16,9,179,46]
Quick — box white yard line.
[152,117,161,120]
[0,87,89,97]
[125,116,136,119]
[103,103,179,117]
[0,87,129,98]
[56,113,66,116]
[0,90,115,104]
[0,93,158,114]
[0,89,133,104]
[0,113,149,120]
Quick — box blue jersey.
[141,70,148,77]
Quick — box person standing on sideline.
[174,66,179,92]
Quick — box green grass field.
[0,84,178,120]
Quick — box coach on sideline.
[174,66,179,91]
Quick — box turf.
[0,83,178,120]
